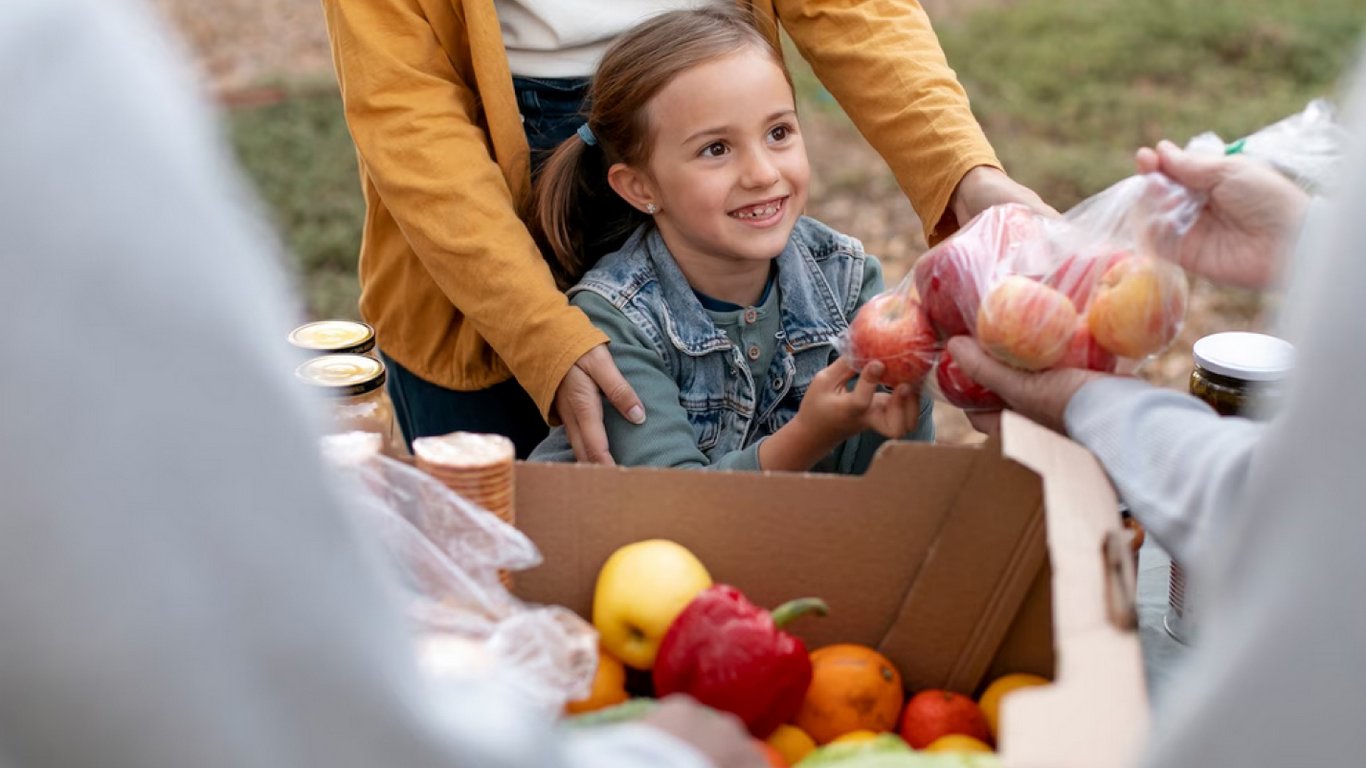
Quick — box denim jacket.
[529,216,933,471]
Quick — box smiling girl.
[528,7,934,472]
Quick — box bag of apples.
[841,102,1346,410]
[841,182,1199,411]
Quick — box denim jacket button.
[746,344,761,360]
[743,307,758,324]
[771,377,783,390]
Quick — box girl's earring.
[645,203,658,215]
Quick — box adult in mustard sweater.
[320,0,1050,461]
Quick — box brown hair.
[532,5,789,288]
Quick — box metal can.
[288,320,376,358]
[1166,331,1294,644]
[295,354,395,449]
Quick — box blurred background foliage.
[227,0,1366,321]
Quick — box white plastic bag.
[323,433,597,712]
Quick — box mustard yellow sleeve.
[321,0,605,418]
[775,0,1003,243]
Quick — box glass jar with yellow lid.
[295,354,395,448]
[1166,331,1294,645]
[288,320,376,358]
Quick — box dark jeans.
[384,76,591,458]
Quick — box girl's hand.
[796,359,920,445]
[759,359,920,472]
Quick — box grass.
[935,0,1366,206]
[227,0,1366,319]
[227,80,364,320]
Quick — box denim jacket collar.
[642,226,847,357]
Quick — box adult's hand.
[555,344,645,465]
[949,165,1059,224]
[1136,140,1309,290]
[947,337,1111,435]
[640,695,768,768]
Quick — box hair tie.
[576,122,598,147]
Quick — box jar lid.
[288,320,375,355]
[295,354,386,397]
[1193,332,1295,382]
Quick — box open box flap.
[997,411,1149,768]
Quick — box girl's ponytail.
[533,130,646,289]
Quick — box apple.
[898,690,993,750]
[975,276,1078,370]
[989,202,1051,276]
[934,341,1005,410]
[845,292,939,387]
[913,204,1047,338]
[592,539,713,670]
[913,240,984,338]
[1045,248,1132,311]
[1053,320,1118,372]
[1087,257,1188,359]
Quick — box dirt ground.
[153,0,1262,444]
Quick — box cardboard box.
[512,413,1148,768]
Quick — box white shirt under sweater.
[493,0,711,77]
[1063,55,1366,768]
[0,1,710,767]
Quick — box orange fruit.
[978,673,1048,739]
[924,734,993,753]
[766,724,817,765]
[564,646,629,715]
[792,643,905,744]
[755,740,789,767]
[899,689,992,749]
[830,729,881,745]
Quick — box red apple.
[975,276,1078,370]
[1087,257,1188,359]
[990,203,1051,275]
[1053,321,1118,372]
[898,689,993,750]
[914,204,1049,338]
[913,240,983,338]
[1046,249,1133,311]
[935,341,1006,410]
[845,292,939,387]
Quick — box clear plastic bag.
[838,101,1345,410]
[1189,99,1348,194]
[322,433,598,712]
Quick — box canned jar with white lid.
[288,320,376,357]
[1189,331,1295,417]
[295,354,394,446]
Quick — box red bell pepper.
[652,584,827,738]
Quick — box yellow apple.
[592,539,712,670]
[1087,257,1188,359]
[976,276,1077,370]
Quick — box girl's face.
[614,46,810,276]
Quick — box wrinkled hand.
[797,359,921,444]
[1136,140,1309,290]
[554,344,645,465]
[949,165,1058,225]
[640,695,768,768]
[947,337,1110,435]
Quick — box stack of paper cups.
[412,432,517,588]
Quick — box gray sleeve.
[572,292,761,470]
[1063,377,1262,566]
[0,2,704,768]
